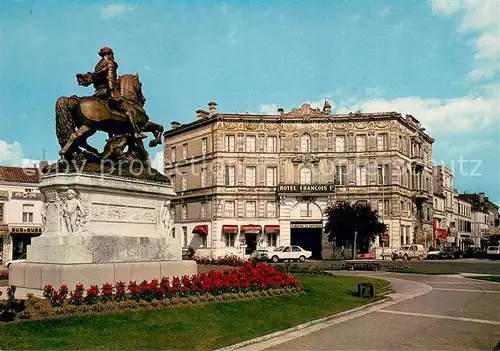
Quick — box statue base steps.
[9,261,197,290]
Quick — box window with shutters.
[266,136,277,152]
[169,175,176,191]
[356,135,366,152]
[181,173,187,191]
[171,147,176,163]
[224,135,235,152]
[182,226,188,247]
[335,136,345,152]
[224,201,235,217]
[245,166,256,186]
[246,201,256,217]
[22,204,34,223]
[356,166,367,186]
[182,143,188,159]
[335,166,347,186]
[201,202,207,218]
[384,200,389,216]
[200,168,206,187]
[378,200,383,215]
[267,233,278,247]
[377,133,388,151]
[300,167,312,184]
[224,166,235,186]
[266,167,277,186]
[201,137,207,156]
[245,135,256,153]
[0,203,4,223]
[267,201,276,217]
[377,165,390,185]
[300,134,311,153]
[181,204,187,219]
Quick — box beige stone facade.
[163,102,435,259]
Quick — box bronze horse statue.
[55,74,163,160]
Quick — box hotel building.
[0,166,42,263]
[163,101,434,259]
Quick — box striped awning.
[222,225,238,233]
[264,225,280,233]
[240,225,262,234]
[192,225,208,236]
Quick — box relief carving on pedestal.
[161,200,175,237]
[90,203,156,224]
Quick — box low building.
[163,101,434,259]
[456,197,472,250]
[0,166,42,263]
[459,192,500,248]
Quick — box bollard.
[357,282,375,298]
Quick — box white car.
[4,253,26,268]
[268,245,312,263]
[486,246,500,259]
[391,244,426,261]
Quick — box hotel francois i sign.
[277,184,335,193]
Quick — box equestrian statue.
[55,47,164,167]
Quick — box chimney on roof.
[323,99,332,114]
[208,102,217,116]
[277,108,284,115]
[196,109,209,120]
[479,192,485,203]
[171,121,181,129]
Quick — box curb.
[214,295,391,351]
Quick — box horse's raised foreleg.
[59,125,95,158]
[142,121,164,147]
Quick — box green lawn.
[0,275,389,350]
[386,268,458,275]
[466,275,500,284]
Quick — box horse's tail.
[55,96,79,149]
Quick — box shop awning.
[436,228,447,239]
[240,225,262,234]
[222,225,238,233]
[192,225,208,236]
[264,225,280,233]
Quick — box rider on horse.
[81,46,145,139]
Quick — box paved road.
[236,272,500,351]
[280,258,500,275]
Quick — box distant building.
[0,166,42,263]
[432,165,457,247]
[163,101,435,259]
[459,192,500,247]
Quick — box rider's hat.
[98,47,114,57]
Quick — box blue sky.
[0,0,498,204]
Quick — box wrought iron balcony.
[11,192,41,200]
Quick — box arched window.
[300,167,312,184]
[300,133,311,153]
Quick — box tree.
[324,202,386,254]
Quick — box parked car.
[425,247,441,260]
[249,249,270,262]
[268,245,312,263]
[439,247,463,259]
[486,246,500,259]
[391,245,426,261]
[4,253,27,268]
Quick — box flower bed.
[195,254,247,267]
[1,263,304,322]
[0,272,8,281]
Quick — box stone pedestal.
[10,173,196,289]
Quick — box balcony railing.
[411,156,425,169]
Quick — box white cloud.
[336,93,499,136]
[100,4,135,19]
[430,0,500,80]
[258,104,278,115]
[379,6,391,16]
[151,151,164,174]
[365,87,385,98]
[0,140,55,167]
